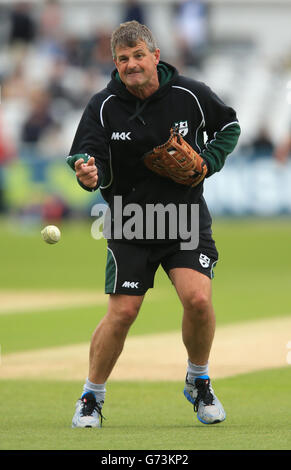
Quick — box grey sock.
[82,378,106,406]
[186,360,209,383]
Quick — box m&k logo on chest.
[111,131,131,141]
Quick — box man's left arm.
[198,84,241,177]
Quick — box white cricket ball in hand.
[41,225,61,244]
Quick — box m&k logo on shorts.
[199,253,210,268]
[122,281,139,288]
[174,121,188,137]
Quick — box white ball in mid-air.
[41,225,61,244]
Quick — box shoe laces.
[80,394,106,425]
[193,378,214,412]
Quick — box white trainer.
[72,392,104,428]
[184,374,226,424]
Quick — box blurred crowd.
[0,0,213,220]
[0,1,147,219]
[0,0,290,221]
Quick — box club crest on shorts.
[199,253,210,268]
[174,121,188,137]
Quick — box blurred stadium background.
[1,1,291,451]
[1,0,291,223]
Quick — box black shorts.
[105,236,219,295]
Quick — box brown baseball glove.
[143,127,208,187]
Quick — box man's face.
[114,41,160,93]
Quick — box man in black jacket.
[70,21,240,428]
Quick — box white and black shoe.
[72,392,104,428]
[184,374,226,424]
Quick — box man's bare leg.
[169,268,215,366]
[168,267,225,424]
[88,294,144,384]
[72,294,144,428]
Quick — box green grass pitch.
[0,368,290,450]
[0,216,291,450]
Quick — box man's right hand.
[75,156,98,188]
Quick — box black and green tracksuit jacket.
[69,61,241,242]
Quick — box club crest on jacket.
[174,121,189,137]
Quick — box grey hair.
[111,20,158,59]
